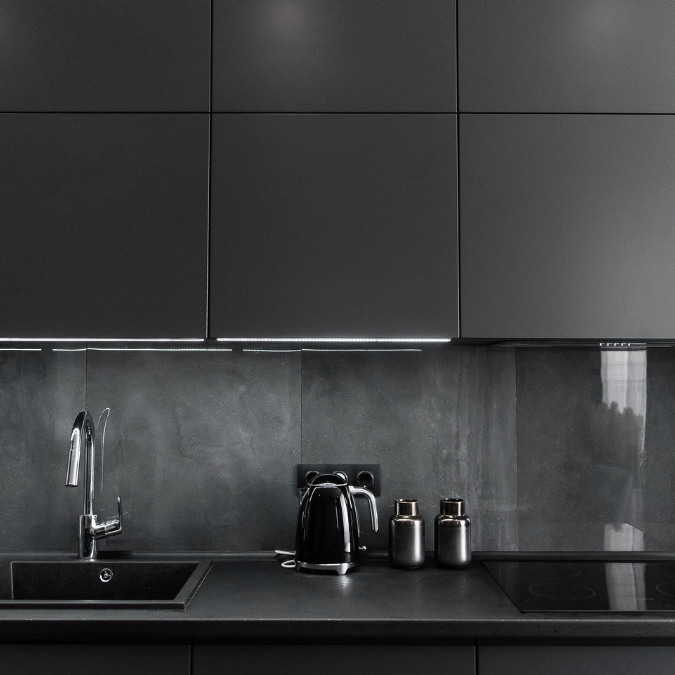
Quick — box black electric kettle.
[295,472,378,575]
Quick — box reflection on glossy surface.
[517,346,658,551]
[265,0,312,39]
[529,583,596,601]
[577,1,632,55]
[599,349,646,553]
[255,0,327,82]
[594,349,647,612]
[605,562,646,611]
[459,0,675,112]
[504,561,581,581]
[336,572,353,597]
[485,560,675,612]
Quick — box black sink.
[5,560,211,609]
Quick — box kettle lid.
[309,472,348,487]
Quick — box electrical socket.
[296,464,381,497]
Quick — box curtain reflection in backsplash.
[599,349,647,610]
[598,349,646,551]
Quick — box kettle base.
[295,561,357,576]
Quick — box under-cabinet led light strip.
[217,338,451,343]
[0,338,205,342]
[241,348,422,352]
[0,348,42,351]
[243,349,302,353]
[299,348,423,352]
[86,347,232,352]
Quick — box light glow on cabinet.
[218,338,451,343]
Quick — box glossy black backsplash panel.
[0,346,672,552]
[516,349,606,551]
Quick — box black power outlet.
[296,464,381,497]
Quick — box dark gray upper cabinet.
[460,114,675,340]
[0,114,209,339]
[0,0,210,111]
[212,0,456,112]
[210,113,457,339]
[458,0,675,112]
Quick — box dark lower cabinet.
[0,644,189,675]
[458,0,675,113]
[210,113,458,340]
[479,646,675,675]
[0,113,209,339]
[460,114,675,340]
[0,0,210,112]
[193,645,474,675]
[212,0,456,112]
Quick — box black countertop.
[1,553,675,643]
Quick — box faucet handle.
[93,496,123,540]
[113,495,123,531]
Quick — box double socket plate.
[296,464,380,496]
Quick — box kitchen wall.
[0,345,670,554]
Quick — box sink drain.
[99,568,113,583]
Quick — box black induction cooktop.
[484,560,675,612]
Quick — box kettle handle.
[349,486,379,533]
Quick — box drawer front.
[0,645,190,675]
[480,646,675,675]
[194,645,474,675]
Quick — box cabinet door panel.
[213,0,455,112]
[0,0,210,111]
[480,646,675,675]
[458,0,675,112]
[210,113,457,339]
[194,645,474,675]
[0,114,209,339]
[460,114,675,340]
[0,645,189,675]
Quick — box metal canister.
[389,499,425,569]
[435,498,471,568]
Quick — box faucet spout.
[66,410,122,560]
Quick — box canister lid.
[440,497,465,516]
[395,499,419,516]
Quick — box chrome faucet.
[65,410,122,560]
